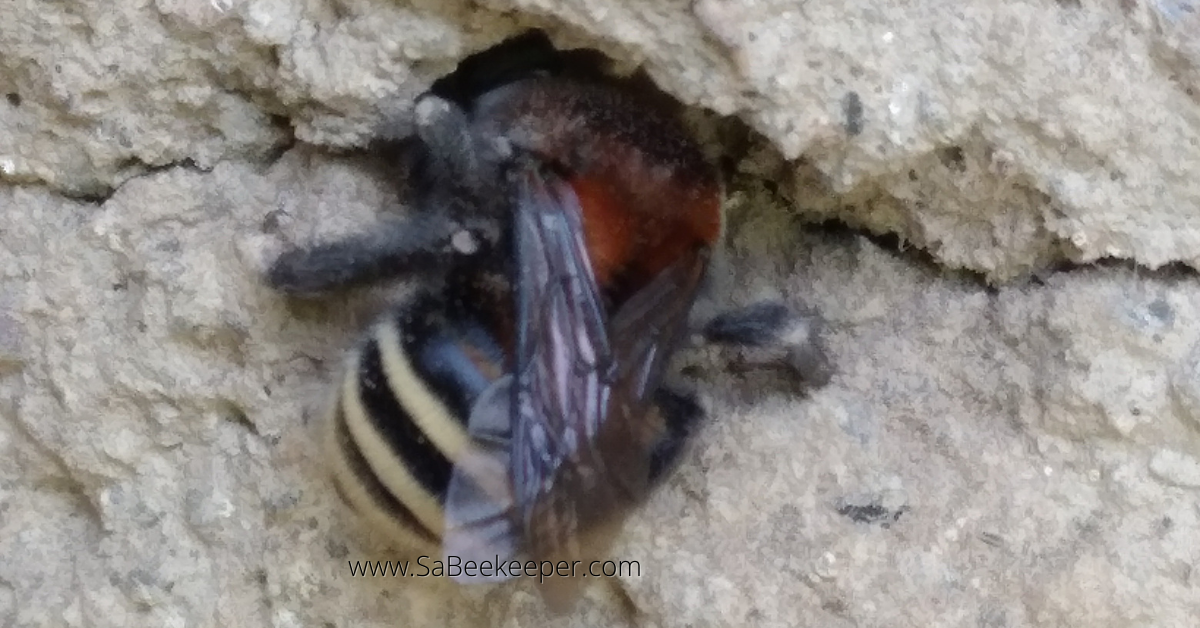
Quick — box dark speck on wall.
[837,500,908,528]
[1147,298,1174,325]
[843,91,864,136]
[939,146,967,172]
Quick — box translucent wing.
[443,162,709,609]
[442,163,609,590]
[442,376,521,582]
[509,164,709,608]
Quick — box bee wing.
[442,376,521,582]
[442,162,613,589]
[510,165,709,608]
[443,163,709,607]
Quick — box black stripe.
[394,298,487,424]
[331,401,439,543]
[355,335,455,500]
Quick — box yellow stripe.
[324,400,440,552]
[373,320,471,462]
[338,349,445,536]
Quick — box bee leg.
[647,388,706,483]
[412,93,507,198]
[265,211,492,297]
[693,301,834,387]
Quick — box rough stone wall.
[2,1,1199,627]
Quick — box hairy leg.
[266,212,492,297]
[645,302,832,487]
[412,94,507,199]
[647,387,706,482]
[688,300,834,387]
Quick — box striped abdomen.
[328,291,505,549]
[327,291,705,550]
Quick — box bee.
[265,30,832,610]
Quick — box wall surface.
[2,1,1199,626]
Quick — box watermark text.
[347,556,640,583]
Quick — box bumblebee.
[266,30,831,610]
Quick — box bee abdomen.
[326,294,709,550]
[327,292,503,549]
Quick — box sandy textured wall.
[2,1,1199,626]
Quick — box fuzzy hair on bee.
[265,30,833,612]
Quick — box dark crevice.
[1030,256,1200,285]
[259,113,299,168]
[218,399,259,437]
[7,405,106,530]
[137,157,205,177]
[61,188,117,205]
[802,216,1200,289]
[59,158,210,205]
[800,219,996,288]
